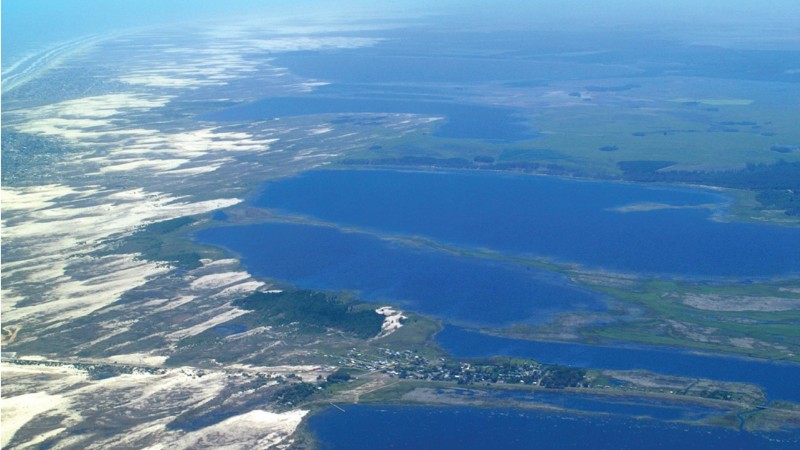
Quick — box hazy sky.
[3,0,799,64]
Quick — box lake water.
[438,326,800,402]
[251,169,800,277]
[202,94,536,141]
[197,222,606,327]
[197,219,800,401]
[196,168,800,402]
[196,168,800,444]
[307,405,799,450]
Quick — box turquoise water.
[308,405,799,449]
[251,169,800,277]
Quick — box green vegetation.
[617,160,800,215]
[325,369,353,384]
[167,374,315,431]
[540,366,587,389]
[98,216,212,270]
[577,279,800,362]
[234,290,385,339]
[410,240,800,362]
[346,375,790,433]
[743,402,800,433]
[374,313,443,358]
[273,382,318,407]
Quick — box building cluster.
[327,348,585,388]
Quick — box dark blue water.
[438,326,800,402]
[251,169,800,277]
[201,95,536,141]
[211,210,229,221]
[308,405,799,450]
[197,222,606,327]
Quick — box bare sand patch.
[375,306,407,338]
[107,353,169,367]
[165,307,250,340]
[175,409,308,450]
[190,272,252,291]
[1,393,69,447]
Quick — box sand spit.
[609,202,720,213]
[682,294,800,312]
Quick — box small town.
[328,348,586,389]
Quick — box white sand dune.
[1,24,399,449]
[376,306,408,337]
[165,307,250,340]
[190,272,253,291]
[1,393,69,447]
[175,409,308,450]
